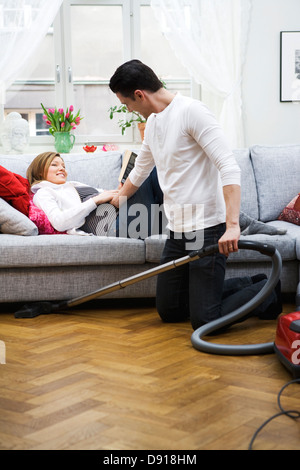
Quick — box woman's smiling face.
[46,156,67,184]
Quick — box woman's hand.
[92,190,119,206]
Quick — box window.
[140,4,191,97]
[69,2,125,140]
[4,23,56,145]
[4,0,193,147]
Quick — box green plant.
[108,80,166,135]
[108,105,146,135]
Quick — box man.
[109,59,281,330]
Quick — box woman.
[26,151,164,237]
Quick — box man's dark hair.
[109,60,163,99]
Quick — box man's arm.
[111,141,155,208]
[218,184,241,257]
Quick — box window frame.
[64,0,156,146]
[6,0,196,149]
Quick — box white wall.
[242,0,300,146]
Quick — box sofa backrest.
[250,145,300,222]
[1,145,299,223]
[0,151,122,190]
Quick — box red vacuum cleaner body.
[274,312,300,378]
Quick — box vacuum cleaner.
[14,240,300,378]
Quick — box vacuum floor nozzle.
[14,301,68,318]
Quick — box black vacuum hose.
[191,240,282,356]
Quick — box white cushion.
[0,198,38,236]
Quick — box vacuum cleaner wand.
[14,240,281,336]
[14,242,221,318]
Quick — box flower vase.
[54,132,75,153]
[138,122,146,141]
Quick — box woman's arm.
[92,190,119,206]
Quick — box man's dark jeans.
[156,223,276,330]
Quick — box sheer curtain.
[151,0,252,148]
[0,0,63,119]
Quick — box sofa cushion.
[145,234,167,263]
[0,154,31,177]
[228,233,296,262]
[0,234,145,267]
[250,145,300,222]
[233,148,258,220]
[63,152,122,189]
[145,229,297,264]
[297,238,300,262]
[0,151,122,191]
[0,198,38,236]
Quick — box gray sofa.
[0,144,299,305]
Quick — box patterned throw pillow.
[278,194,300,226]
[28,199,66,235]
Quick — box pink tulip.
[72,126,76,130]
[58,108,64,114]
[75,116,80,124]
[46,120,51,125]
[61,122,65,128]
[69,105,74,112]
[48,108,55,114]
[43,115,47,121]
[65,112,70,119]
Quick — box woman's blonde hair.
[26,152,64,187]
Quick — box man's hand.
[110,178,139,208]
[220,184,241,257]
[110,194,121,208]
[218,225,240,257]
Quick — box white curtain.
[151,0,252,148]
[0,0,63,110]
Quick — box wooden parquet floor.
[0,299,299,451]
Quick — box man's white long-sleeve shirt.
[129,93,241,232]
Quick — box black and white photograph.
[280,30,300,101]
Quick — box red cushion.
[278,194,300,226]
[0,165,30,215]
[28,199,66,235]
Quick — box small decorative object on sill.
[0,112,30,154]
[83,145,97,153]
[41,103,83,153]
[102,144,119,152]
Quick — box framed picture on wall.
[280,31,300,102]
